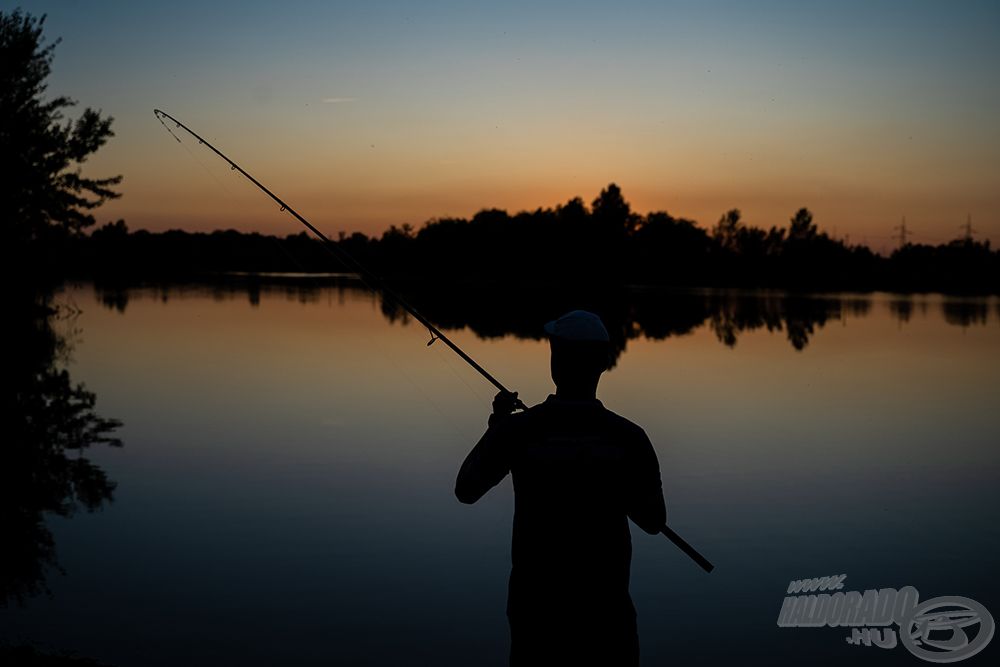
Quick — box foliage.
[0,9,121,246]
[2,289,121,606]
[45,183,1000,294]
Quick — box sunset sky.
[21,0,1000,249]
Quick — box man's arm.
[626,428,667,534]
[455,392,518,504]
[455,426,510,504]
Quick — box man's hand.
[489,391,520,425]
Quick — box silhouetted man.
[456,310,667,666]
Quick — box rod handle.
[661,525,714,573]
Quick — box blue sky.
[12,0,1000,247]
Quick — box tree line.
[3,7,996,295]
[41,185,998,294]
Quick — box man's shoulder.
[524,397,648,440]
[594,405,648,440]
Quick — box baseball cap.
[543,310,610,342]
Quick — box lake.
[4,281,999,666]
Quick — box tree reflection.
[942,299,989,328]
[398,287,858,354]
[630,291,709,340]
[90,279,999,356]
[91,279,911,356]
[889,298,914,323]
[2,289,121,605]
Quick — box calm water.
[4,282,999,666]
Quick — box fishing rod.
[152,108,714,573]
[153,108,516,406]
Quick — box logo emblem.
[900,596,994,663]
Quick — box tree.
[556,197,589,226]
[592,183,638,235]
[788,207,817,242]
[713,208,743,253]
[630,211,711,284]
[1,9,121,246]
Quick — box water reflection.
[942,299,990,328]
[2,290,121,606]
[8,280,997,666]
[94,278,997,360]
[94,276,343,314]
[889,297,914,323]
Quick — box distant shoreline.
[68,272,1000,301]
[18,202,1000,295]
[73,278,999,357]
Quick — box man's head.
[543,311,612,396]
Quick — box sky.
[12,0,1000,248]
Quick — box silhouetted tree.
[35,180,998,293]
[591,183,638,236]
[90,218,128,242]
[888,238,996,294]
[556,197,589,225]
[788,208,817,242]
[713,208,743,253]
[0,9,121,253]
[630,211,711,284]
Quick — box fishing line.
[429,336,492,410]
[157,110,242,199]
[372,321,479,446]
[157,113,461,437]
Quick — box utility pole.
[959,213,977,242]
[893,216,911,248]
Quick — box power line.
[893,216,911,248]
[959,213,978,241]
